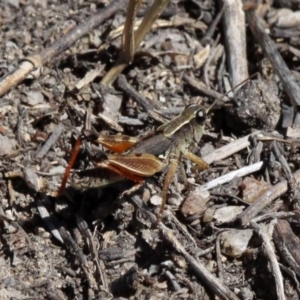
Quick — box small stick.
[183,74,229,102]
[0,209,35,252]
[7,180,16,209]
[117,74,161,111]
[222,0,248,86]
[36,198,64,244]
[252,211,299,224]
[129,190,239,299]
[164,210,197,248]
[97,112,123,132]
[215,235,224,282]
[273,220,300,277]
[76,215,108,290]
[165,271,181,292]
[272,141,299,197]
[199,161,264,191]
[117,75,168,123]
[160,225,240,300]
[35,124,65,159]
[251,220,286,300]
[59,226,98,291]
[201,5,225,45]
[16,105,28,147]
[203,133,257,165]
[130,194,157,224]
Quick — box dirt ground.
[1,0,300,299]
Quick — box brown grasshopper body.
[60,104,209,220]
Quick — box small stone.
[150,194,162,206]
[220,229,253,258]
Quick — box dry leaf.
[193,45,210,69]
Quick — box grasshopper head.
[191,106,206,143]
[158,104,207,138]
[194,107,206,125]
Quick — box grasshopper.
[59,104,209,221]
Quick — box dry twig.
[160,225,240,300]
[200,161,264,191]
[251,220,286,300]
[222,0,248,86]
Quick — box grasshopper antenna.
[58,135,83,196]
[206,72,258,114]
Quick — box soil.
[1,1,300,299]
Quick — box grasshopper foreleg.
[182,150,209,170]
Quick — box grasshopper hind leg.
[157,150,208,223]
[158,157,179,223]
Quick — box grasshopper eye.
[195,109,206,124]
